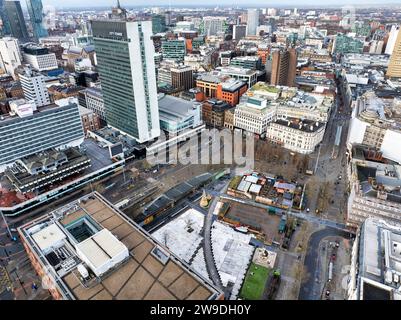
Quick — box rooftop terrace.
[19,193,222,300]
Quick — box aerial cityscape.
[1,0,401,304]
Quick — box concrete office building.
[369,40,384,55]
[387,27,401,78]
[247,9,260,36]
[4,1,29,40]
[23,44,58,71]
[171,65,193,91]
[5,147,90,194]
[91,19,160,143]
[82,87,105,121]
[217,66,258,88]
[0,37,22,79]
[158,94,202,135]
[385,25,399,55]
[348,218,401,300]
[0,101,84,172]
[26,0,48,39]
[202,17,227,36]
[346,145,401,228]
[230,56,262,70]
[18,192,223,300]
[18,67,51,107]
[157,63,173,86]
[270,48,297,87]
[347,91,401,163]
[219,51,232,67]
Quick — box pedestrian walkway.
[0,265,12,294]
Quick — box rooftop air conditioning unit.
[77,264,89,279]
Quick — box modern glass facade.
[26,0,48,39]
[91,20,160,143]
[152,15,166,34]
[333,34,364,54]
[0,103,84,169]
[0,0,11,36]
[92,22,139,138]
[4,1,28,40]
[161,40,186,61]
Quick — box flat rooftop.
[358,218,401,300]
[143,173,213,218]
[0,138,117,209]
[221,79,247,92]
[158,94,199,123]
[0,102,73,125]
[152,208,254,300]
[218,66,256,76]
[19,193,222,300]
[273,117,325,133]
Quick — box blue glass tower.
[26,0,48,39]
[4,1,29,40]
[0,0,11,36]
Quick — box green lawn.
[239,263,270,300]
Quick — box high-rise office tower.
[270,48,297,87]
[385,25,399,55]
[233,25,247,41]
[4,1,29,40]
[202,16,227,36]
[23,44,58,71]
[152,14,166,34]
[171,65,193,91]
[0,37,22,79]
[387,28,401,78]
[247,9,260,36]
[91,19,160,143]
[0,0,11,36]
[109,0,127,20]
[165,11,172,27]
[26,0,48,39]
[0,100,84,172]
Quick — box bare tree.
[185,218,194,229]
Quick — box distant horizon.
[38,0,401,10]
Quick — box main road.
[298,227,350,300]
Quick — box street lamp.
[0,210,13,240]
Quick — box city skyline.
[39,0,401,8]
[2,0,401,305]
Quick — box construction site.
[216,200,282,244]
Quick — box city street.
[298,227,351,300]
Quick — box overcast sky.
[38,0,401,9]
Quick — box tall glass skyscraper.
[4,1,29,40]
[247,9,260,36]
[91,19,160,143]
[0,0,11,36]
[26,0,48,39]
